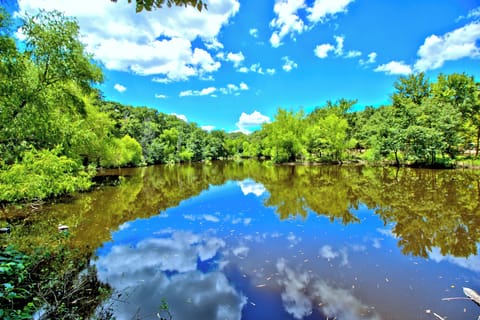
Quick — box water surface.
[4,161,480,319]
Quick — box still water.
[8,161,480,319]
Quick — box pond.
[5,161,480,319]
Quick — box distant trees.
[231,73,478,166]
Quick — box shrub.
[0,148,94,202]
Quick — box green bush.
[0,148,94,202]
[0,246,37,320]
[100,135,144,168]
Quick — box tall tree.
[263,108,305,163]
[0,10,102,163]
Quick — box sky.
[9,0,480,133]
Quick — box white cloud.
[374,61,412,75]
[282,56,298,72]
[457,6,480,22]
[313,36,345,59]
[219,82,249,95]
[16,0,239,82]
[238,179,266,197]
[113,83,127,93]
[201,125,215,132]
[276,258,381,320]
[226,51,245,68]
[155,93,167,99]
[345,50,361,58]
[414,22,480,72]
[334,35,344,55]
[319,245,338,260]
[429,247,480,273]
[171,113,188,122]
[249,28,259,38]
[236,63,273,75]
[269,0,306,48]
[249,63,264,74]
[152,77,171,83]
[307,0,355,23]
[235,110,270,134]
[179,86,217,97]
[266,68,276,75]
[94,230,246,320]
[270,32,282,47]
[360,51,377,65]
[314,43,334,58]
[467,6,480,19]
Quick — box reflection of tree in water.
[369,168,480,258]
[5,161,479,259]
[251,164,480,258]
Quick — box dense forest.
[1,9,479,203]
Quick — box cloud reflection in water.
[276,258,381,320]
[94,230,246,320]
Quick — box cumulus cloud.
[345,50,361,58]
[16,0,239,82]
[201,125,215,132]
[249,28,259,38]
[334,35,344,55]
[269,0,354,48]
[113,83,127,93]
[282,56,298,71]
[179,86,217,97]
[314,43,335,58]
[457,6,480,22]
[155,93,167,99]
[360,52,377,65]
[235,110,270,134]
[266,68,276,75]
[313,36,347,59]
[414,22,480,72]
[306,0,355,23]
[237,63,274,75]
[226,51,245,68]
[269,0,306,48]
[374,61,412,75]
[219,82,249,95]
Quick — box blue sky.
[12,0,480,133]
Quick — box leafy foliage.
[0,148,94,203]
[111,0,207,12]
[0,246,37,320]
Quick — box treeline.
[239,72,480,165]
[0,10,235,202]
[1,9,479,203]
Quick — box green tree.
[262,108,305,163]
[317,113,351,162]
[431,73,480,156]
[0,10,102,164]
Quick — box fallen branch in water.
[432,312,445,320]
[463,287,480,306]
